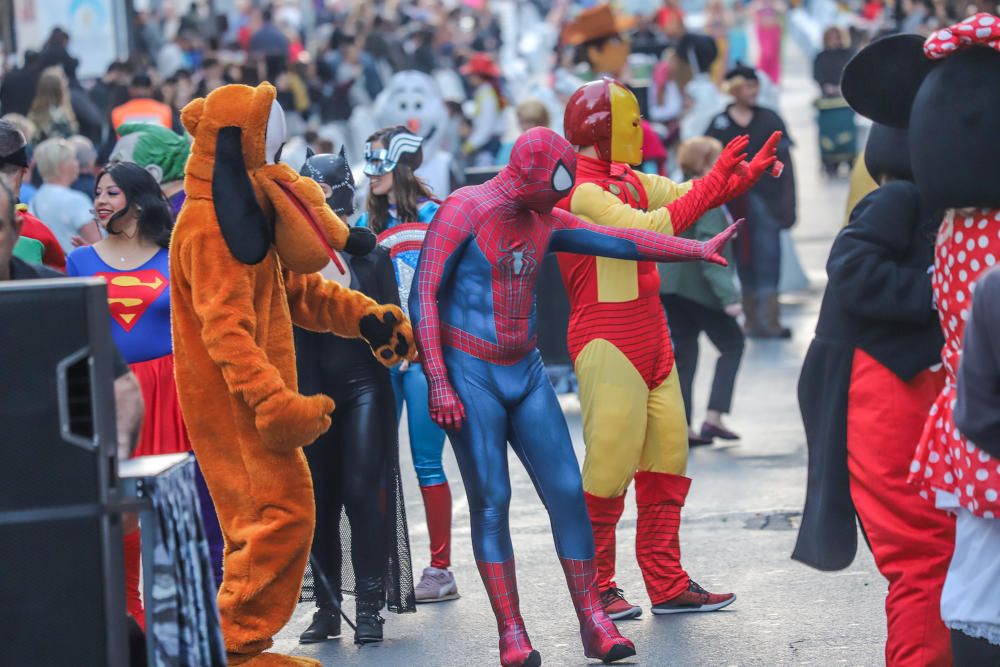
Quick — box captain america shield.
[376,222,429,318]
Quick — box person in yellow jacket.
[556,78,780,619]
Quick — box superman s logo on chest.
[95,269,167,332]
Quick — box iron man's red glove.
[721,131,783,203]
[666,135,749,235]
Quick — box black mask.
[300,146,356,218]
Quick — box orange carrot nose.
[407,118,421,133]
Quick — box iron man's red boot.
[585,492,642,620]
[585,492,624,592]
[477,560,541,667]
[634,471,735,614]
[559,557,637,663]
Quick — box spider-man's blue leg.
[507,352,635,662]
[444,347,538,666]
[506,352,594,560]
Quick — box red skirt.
[130,353,191,457]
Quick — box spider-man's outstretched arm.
[548,207,744,266]
[410,201,475,431]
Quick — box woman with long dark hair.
[66,162,185,631]
[357,126,460,604]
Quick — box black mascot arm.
[827,181,935,324]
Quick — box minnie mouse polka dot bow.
[925,13,1000,59]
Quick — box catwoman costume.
[295,151,415,645]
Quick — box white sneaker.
[414,566,460,603]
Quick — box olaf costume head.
[373,70,456,197]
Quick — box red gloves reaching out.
[723,131,783,202]
[666,131,782,235]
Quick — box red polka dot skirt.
[911,209,1000,518]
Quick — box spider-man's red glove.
[666,135,748,235]
[428,378,467,431]
[722,131,782,202]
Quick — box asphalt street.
[272,44,885,667]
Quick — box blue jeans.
[738,193,783,296]
[392,362,448,487]
[443,347,594,563]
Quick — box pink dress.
[755,3,782,84]
[910,209,1000,518]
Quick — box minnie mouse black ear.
[841,34,935,128]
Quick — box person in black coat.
[792,123,954,667]
[705,65,796,338]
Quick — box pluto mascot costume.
[170,83,415,666]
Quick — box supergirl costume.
[67,245,187,629]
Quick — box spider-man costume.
[410,127,741,667]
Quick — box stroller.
[815,96,857,176]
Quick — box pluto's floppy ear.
[841,34,934,128]
[181,98,205,136]
[212,126,273,264]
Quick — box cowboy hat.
[562,4,637,46]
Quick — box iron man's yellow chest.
[587,178,652,304]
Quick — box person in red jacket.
[17,205,65,271]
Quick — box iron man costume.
[557,78,780,615]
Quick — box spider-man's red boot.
[477,560,541,667]
[559,557,637,663]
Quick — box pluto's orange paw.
[255,391,335,451]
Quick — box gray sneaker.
[414,566,460,603]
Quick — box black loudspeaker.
[0,277,129,667]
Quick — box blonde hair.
[677,136,724,179]
[27,67,78,139]
[33,137,76,182]
[516,99,550,131]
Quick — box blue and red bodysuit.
[410,127,739,667]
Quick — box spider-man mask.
[564,78,643,166]
[503,127,577,214]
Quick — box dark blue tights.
[443,347,595,563]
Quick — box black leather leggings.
[301,360,396,608]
